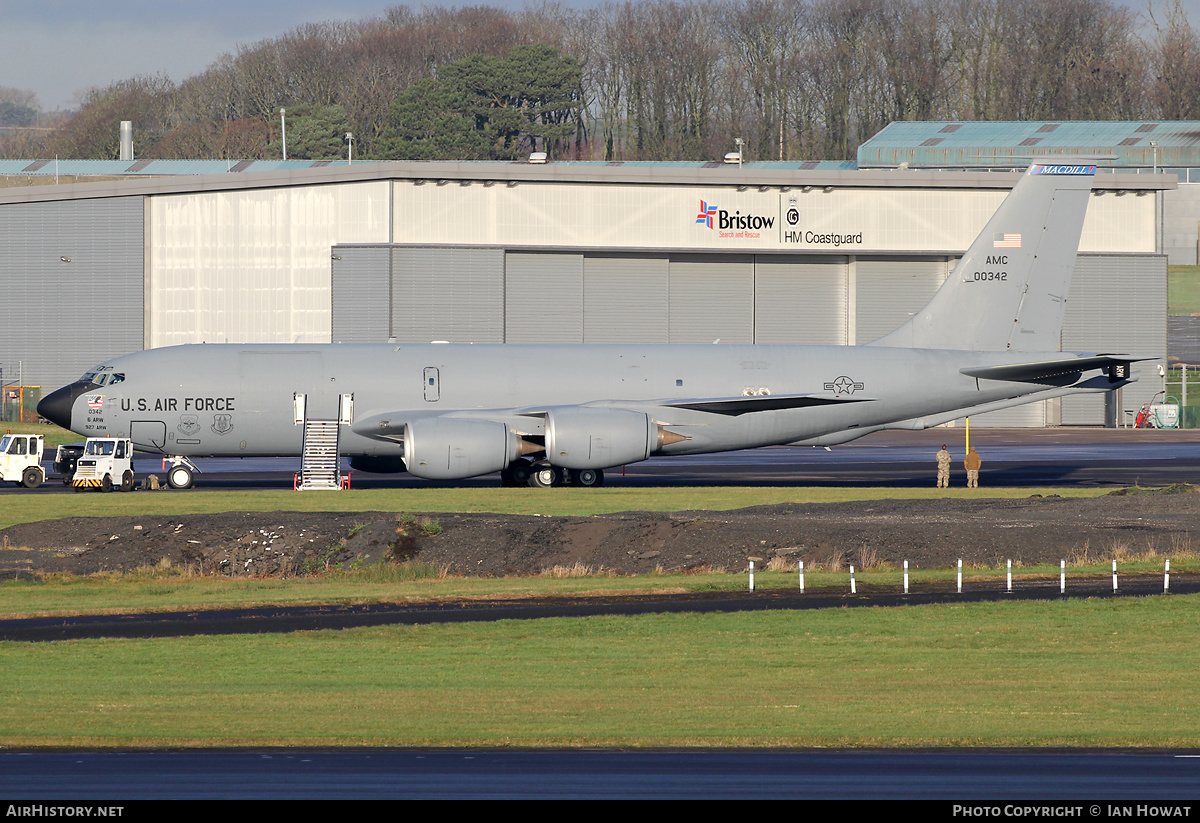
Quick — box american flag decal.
[993,232,1021,249]
[87,395,103,409]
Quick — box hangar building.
[0,158,1170,427]
[859,120,1200,265]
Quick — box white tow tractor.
[72,437,135,492]
[0,432,45,489]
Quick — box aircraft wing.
[960,354,1151,386]
[661,393,874,416]
[353,392,876,441]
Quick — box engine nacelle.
[403,417,522,480]
[544,407,656,469]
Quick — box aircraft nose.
[37,383,87,430]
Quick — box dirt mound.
[1,492,1196,579]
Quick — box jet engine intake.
[403,418,523,480]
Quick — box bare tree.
[1149,0,1200,119]
[721,0,807,160]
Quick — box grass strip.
[1169,264,1200,315]
[2,594,1197,747]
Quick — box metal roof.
[0,158,857,178]
[0,158,1171,208]
[0,159,374,176]
[858,121,1200,169]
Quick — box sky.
[4,0,1199,112]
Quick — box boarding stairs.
[294,393,353,491]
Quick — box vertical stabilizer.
[869,161,1096,351]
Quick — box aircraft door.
[423,367,440,402]
[130,420,167,451]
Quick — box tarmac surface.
[2,748,1199,800]
[24,425,1200,491]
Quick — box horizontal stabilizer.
[667,393,872,416]
[960,355,1147,386]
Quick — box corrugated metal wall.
[855,259,949,344]
[0,197,143,394]
[754,256,848,344]
[1062,254,1167,425]
[330,249,960,348]
[394,247,504,343]
[583,255,669,343]
[505,252,584,343]
[328,246,1165,428]
[333,245,505,344]
[332,246,390,343]
[669,254,755,343]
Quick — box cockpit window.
[79,369,121,386]
[85,441,116,456]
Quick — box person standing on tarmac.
[965,446,982,488]
[935,444,952,488]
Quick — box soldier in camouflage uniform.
[935,444,952,488]
[964,446,982,488]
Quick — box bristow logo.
[695,200,775,231]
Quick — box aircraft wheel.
[507,460,533,487]
[101,475,113,493]
[167,464,193,490]
[501,460,529,487]
[570,468,604,488]
[528,465,560,488]
[120,470,135,492]
[21,467,41,489]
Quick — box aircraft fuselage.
[45,341,1081,462]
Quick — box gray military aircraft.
[39,159,1142,489]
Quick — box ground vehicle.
[53,442,84,485]
[0,432,45,488]
[72,437,135,492]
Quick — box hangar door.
[331,246,390,343]
[332,245,504,344]
[855,258,950,344]
[754,256,847,345]
[583,255,669,343]
[1061,254,1166,425]
[668,254,754,344]
[505,251,583,343]
[393,247,504,344]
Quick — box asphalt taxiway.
[3,748,1199,799]
[25,426,1200,491]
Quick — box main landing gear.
[164,456,199,489]
[500,459,605,488]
